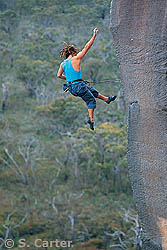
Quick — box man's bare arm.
[57,64,66,80]
[77,28,98,59]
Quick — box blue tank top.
[62,57,82,84]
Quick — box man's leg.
[80,87,96,130]
[97,93,117,103]
[97,93,108,102]
[88,86,117,103]
[87,109,95,130]
[88,108,94,122]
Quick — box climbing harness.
[63,79,121,93]
[63,79,88,92]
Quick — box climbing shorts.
[68,81,99,109]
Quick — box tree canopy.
[0,1,140,249]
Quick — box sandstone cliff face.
[110,1,167,249]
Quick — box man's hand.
[93,27,99,36]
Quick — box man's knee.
[88,87,99,98]
[87,98,96,109]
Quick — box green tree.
[15,57,53,96]
[0,10,18,34]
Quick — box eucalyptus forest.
[0,1,141,249]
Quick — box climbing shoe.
[106,95,117,104]
[87,118,94,130]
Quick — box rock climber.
[57,28,117,130]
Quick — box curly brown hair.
[60,42,80,59]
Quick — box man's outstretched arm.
[76,28,98,59]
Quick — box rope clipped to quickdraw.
[86,79,121,84]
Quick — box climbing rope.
[86,79,121,84]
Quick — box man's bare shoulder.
[72,55,81,60]
[71,55,82,65]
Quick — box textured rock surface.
[110,0,167,249]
